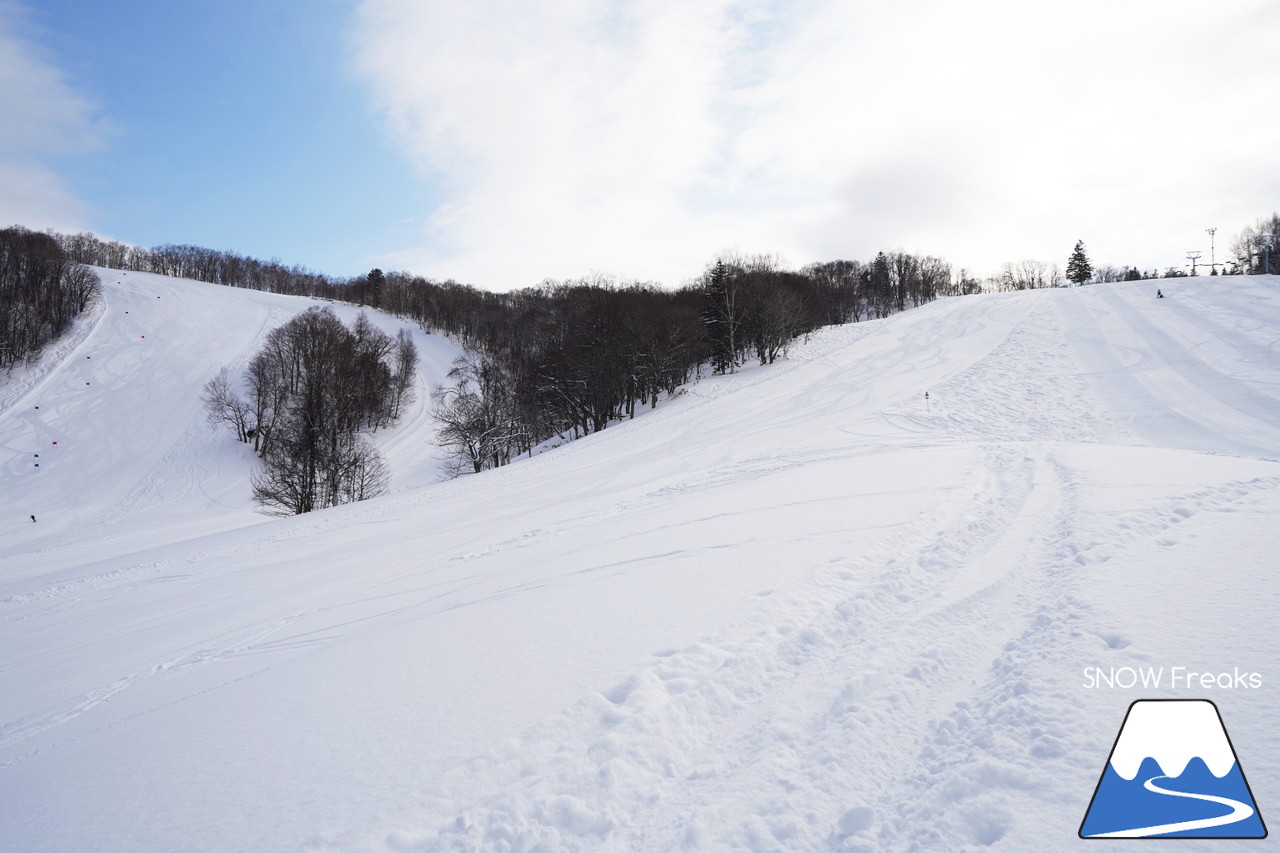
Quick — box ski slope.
[0,269,461,588]
[1,274,1278,851]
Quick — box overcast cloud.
[352,0,1278,289]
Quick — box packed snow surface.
[1,273,1278,851]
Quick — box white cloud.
[0,161,91,231]
[352,0,1280,288]
[0,1,103,231]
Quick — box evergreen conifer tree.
[365,268,386,307]
[1066,240,1093,286]
[701,259,737,374]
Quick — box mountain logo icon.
[1080,699,1266,839]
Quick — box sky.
[2,0,1277,289]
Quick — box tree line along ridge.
[3,217,1276,514]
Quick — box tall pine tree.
[1066,240,1092,286]
[702,259,738,374]
[365,268,386,307]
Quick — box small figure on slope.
[1157,289,1164,298]
[30,514,36,523]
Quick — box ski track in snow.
[2,276,1279,852]
[324,295,1279,852]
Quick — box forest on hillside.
[43,229,978,477]
[1,213,1275,511]
[0,227,99,372]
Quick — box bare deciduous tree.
[390,328,418,420]
[207,306,415,514]
[432,354,524,475]
[202,368,253,443]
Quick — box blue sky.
[5,0,426,277]
[3,0,1278,288]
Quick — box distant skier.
[30,515,36,523]
[1157,289,1164,298]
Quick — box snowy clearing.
[2,274,1278,851]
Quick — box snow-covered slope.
[1,275,1277,851]
[0,269,460,583]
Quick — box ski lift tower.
[1206,227,1218,273]
[1185,250,1202,276]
